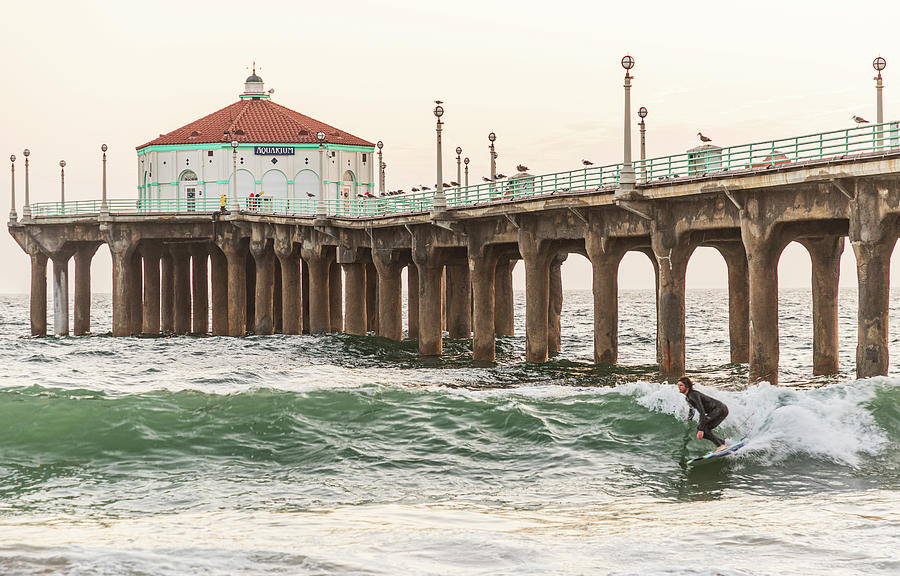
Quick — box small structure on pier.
[136,68,376,210]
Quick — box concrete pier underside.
[10,156,900,384]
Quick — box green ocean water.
[0,290,898,575]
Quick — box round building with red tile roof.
[136,69,375,211]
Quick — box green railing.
[26,121,900,219]
[633,121,900,182]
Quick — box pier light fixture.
[59,160,66,208]
[376,141,385,195]
[488,132,497,183]
[616,54,637,199]
[638,106,648,182]
[22,148,31,219]
[874,56,887,125]
[433,101,446,213]
[455,147,462,191]
[316,131,326,217]
[464,156,470,188]
[100,144,108,214]
[231,140,239,211]
[9,154,16,222]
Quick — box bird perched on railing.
[582,159,593,166]
[851,115,870,125]
[516,164,529,172]
[450,181,459,186]
[482,176,492,182]
[495,173,506,179]
[422,185,431,191]
[306,192,316,198]
[698,132,712,142]
[411,187,420,192]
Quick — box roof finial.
[252,61,256,75]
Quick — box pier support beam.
[250,236,275,336]
[329,259,343,333]
[446,261,472,339]
[714,243,750,364]
[217,234,248,337]
[366,261,378,333]
[141,244,162,335]
[548,255,565,354]
[494,258,515,336]
[407,263,418,339]
[586,233,628,365]
[170,245,191,335]
[300,244,331,335]
[128,252,143,336]
[29,250,48,336]
[191,245,209,334]
[275,230,301,335]
[741,205,785,385]
[160,250,174,333]
[651,221,691,380]
[73,245,99,336]
[301,260,310,334]
[412,229,447,356]
[343,263,366,336]
[850,178,896,379]
[108,229,138,337]
[51,254,70,337]
[519,226,553,363]
[800,236,844,375]
[468,237,499,362]
[373,249,404,341]
[210,245,229,336]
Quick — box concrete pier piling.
[8,155,900,384]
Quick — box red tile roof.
[137,98,374,149]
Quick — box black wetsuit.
[685,388,729,448]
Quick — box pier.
[8,121,900,385]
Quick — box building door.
[186,187,196,211]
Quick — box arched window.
[341,170,356,200]
[261,170,288,199]
[228,169,256,201]
[294,169,320,202]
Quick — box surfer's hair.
[677,376,693,388]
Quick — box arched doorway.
[228,169,256,209]
[179,169,199,211]
[342,170,356,215]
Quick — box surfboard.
[688,438,748,466]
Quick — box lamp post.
[230,139,239,211]
[376,140,385,195]
[464,157,469,187]
[488,132,497,198]
[9,154,16,222]
[616,54,636,199]
[22,149,31,219]
[433,102,446,213]
[874,56,886,125]
[455,146,462,192]
[316,131,327,218]
[59,160,66,213]
[638,106,648,182]
[100,144,108,214]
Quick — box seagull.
[582,159,593,166]
[851,115,870,125]
[516,164,529,172]
[411,187,420,192]
[357,193,366,198]
[482,176,492,182]
[698,132,712,142]
[495,173,506,179]
[450,181,459,186]
[306,192,316,198]
[422,185,431,191]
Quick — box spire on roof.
[242,62,269,99]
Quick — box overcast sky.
[2,0,898,295]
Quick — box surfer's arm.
[687,391,708,427]
[685,408,694,421]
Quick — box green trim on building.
[137,143,374,155]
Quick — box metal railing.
[25,121,900,219]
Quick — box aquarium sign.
[254,146,295,156]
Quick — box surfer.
[677,376,730,452]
